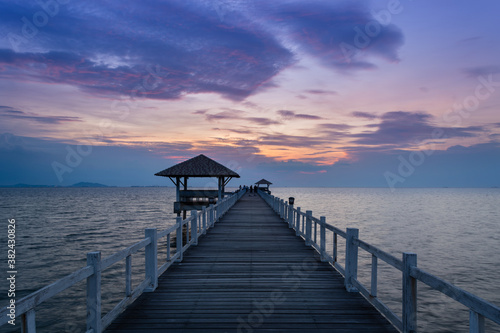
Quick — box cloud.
[317,123,352,131]
[204,109,280,125]
[2,132,499,188]
[463,65,500,78]
[351,111,484,146]
[0,106,82,124]
[0,0,405,102]
[258,134,331,148]
[351,111,378,120]
[304,89,337,95]
[277,110,323,120]
[257,1,404,70]
[0,1,294,101]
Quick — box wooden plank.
[105,194,398,333]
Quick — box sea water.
[0,187,499,332]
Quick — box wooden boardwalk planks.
[105,194,398,332]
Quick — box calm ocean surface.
[0,187,499,332]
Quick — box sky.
[1,0,500,188]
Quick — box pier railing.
[0,189,246,333]
[258,190,500,333]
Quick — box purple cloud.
[463,65,500,78]
[352,111,484,146]
[0,106,82,125]
[305,89,337,95]
[0,1,294,101]
[351,111,378,120]
[277,110,323,120]
[257,1,404,70]
[317,123,352,131]
[204,110,280,126]
[258,134,333,148]
[0,0,405,102]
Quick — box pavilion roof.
[155,154,240,178]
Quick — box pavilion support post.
[183,177,188,219]
[176,177,180,217]
[218,177,223,201]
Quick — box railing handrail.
[258,189,500,333]
[0,188,247,331]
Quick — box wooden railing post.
[191,210,198,245]
[470,310,485,333]
[345,228,359,292]
[284,201,288,220]
[295,207,301,236]
[403,252,417,333]
[320,216,326,262]
[333,232,337,262]
[305,210,312,246]
[21,309,36,333]
[288,205,293,228]
[145,228,158,292]
[371,254,378,297]
[125,255,132,297]
[209,204,214,227]
[176,217,183,262]
[202,207,207,234]
[86,251,102,333]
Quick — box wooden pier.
[2,188,500,333]
[105,193,397,332]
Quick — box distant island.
[0,182,112,188]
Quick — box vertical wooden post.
[167,235,171,261]
[305,210,312,246]
[288,205,293,228]
[202,206,207,234]
[176,216,183,262]
[191,210,198,245]
[403,252,417,333]
[175,177,180,217]
[320,216,326,261]
[125,255,132,297]
[345,228,359,292]
[145,228,158,292]
[295,207,301,236]
[21,309,36,333]
[86,251,102,333]
[209,204,214,227]
[284,201,288,220]
[333,232,337,262]
[371,254,378,297]
[469,310,485,333]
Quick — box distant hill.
[69,182,110,188]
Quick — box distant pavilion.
[255,178,272,194]
[155,154,240,217]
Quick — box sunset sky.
[1,0,500,188]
